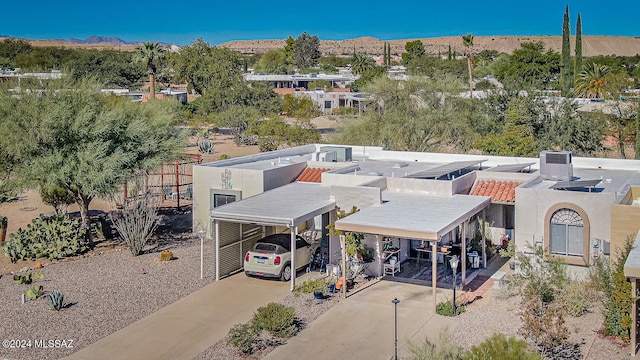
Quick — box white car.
[244,234,318,281]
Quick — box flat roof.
[209,182,334,227]
[524,168,640,194]
[334,192,491,241]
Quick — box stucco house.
[192,144,640,314]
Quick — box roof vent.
[392,162,408,168]
[366,171,384,176]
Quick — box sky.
[2,1,639,46]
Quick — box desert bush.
[227,323,257,354]
[519,298,569,356]
[111,196,160,256]
[251,302,297,339]
[463,333,541,360]
[556,281,590,317]
[407,329,464,360]
[40,183,75,214]
[511,244,569,303]
[218,154,230,160]
[294,277,329,296]
[589,237,634,341]
[2,214,88,262]
[436,300,465,316]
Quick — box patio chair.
[180,184,193,200]
[163,185,173,200]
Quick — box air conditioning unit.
[539,150,573,181]
[319,146,352,162]
[313,151,337,162]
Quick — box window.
[213,193,236,207]
[549,208,583,257]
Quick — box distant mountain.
[68,36,130,45]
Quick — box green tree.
[574,12,583,83]
[351,53,374,75]
[560,5,572,96]
[494,42,560,90]
[402,40,425,65]
[636,102,640,159]
[135,42,165,98]
[462,33,474,98]
[0,38,33,69]
[293,32,321,69]
[0,77,185,242]
[255,49,291,74]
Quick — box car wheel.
[280,264,291,281]
[245,272,252,277]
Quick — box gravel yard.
[0,234,632,360]
[0,232,213,360]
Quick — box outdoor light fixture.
[198,230,205,279]
[392,298,400,360]
[449,255,459,315]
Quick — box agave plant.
[198,139,214,154]
[48,290,65,311]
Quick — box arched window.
[549,208,584,257]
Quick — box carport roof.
[334,192,491,241]
[209,182,334,227]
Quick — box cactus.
[48,290,64,311]
[26,285,44,300]
[13,271,44,285]
[2,213,88,262]
[198,139,214,154]
[160,250,173,261]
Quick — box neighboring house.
[192,145,640,312]
[243,73,359,89]
[101,88,188,104]
[294,89,369,114]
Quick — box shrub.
[2,214,88,262]
[40,184,75,214]
[589,237,634,341]
[557,281,590,317]
[227,323,257,354]
[294,277,329,296]
[519,298,568,355]
[436,301,465,316]
[464,333,541,360]
[110,196,160,256]
[251,302,297,339]
[48,290,65,311]
[218,154,230,160]
[407,329,464,360]
[511,244,568,303]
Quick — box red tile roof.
[295,168,331,183]
[470,179,522,203]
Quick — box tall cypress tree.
[448,44,452,60]
[561,5,572,96]
[636,102,640,159]
[574,12,583,82]
[383,42,387,66]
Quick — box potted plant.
[0,215,7,243]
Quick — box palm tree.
[462,33,474,99]
[574,63,610,99]
[136,42,165,98]
[351,53,374,75]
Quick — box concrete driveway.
[263,280,458,360]
[66,271,319,360]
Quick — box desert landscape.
[2,35,640,57]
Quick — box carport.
[334,192,491,312]
[209,182,335,291]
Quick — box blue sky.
[2,1,638,45]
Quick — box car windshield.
[254,243,279,252]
